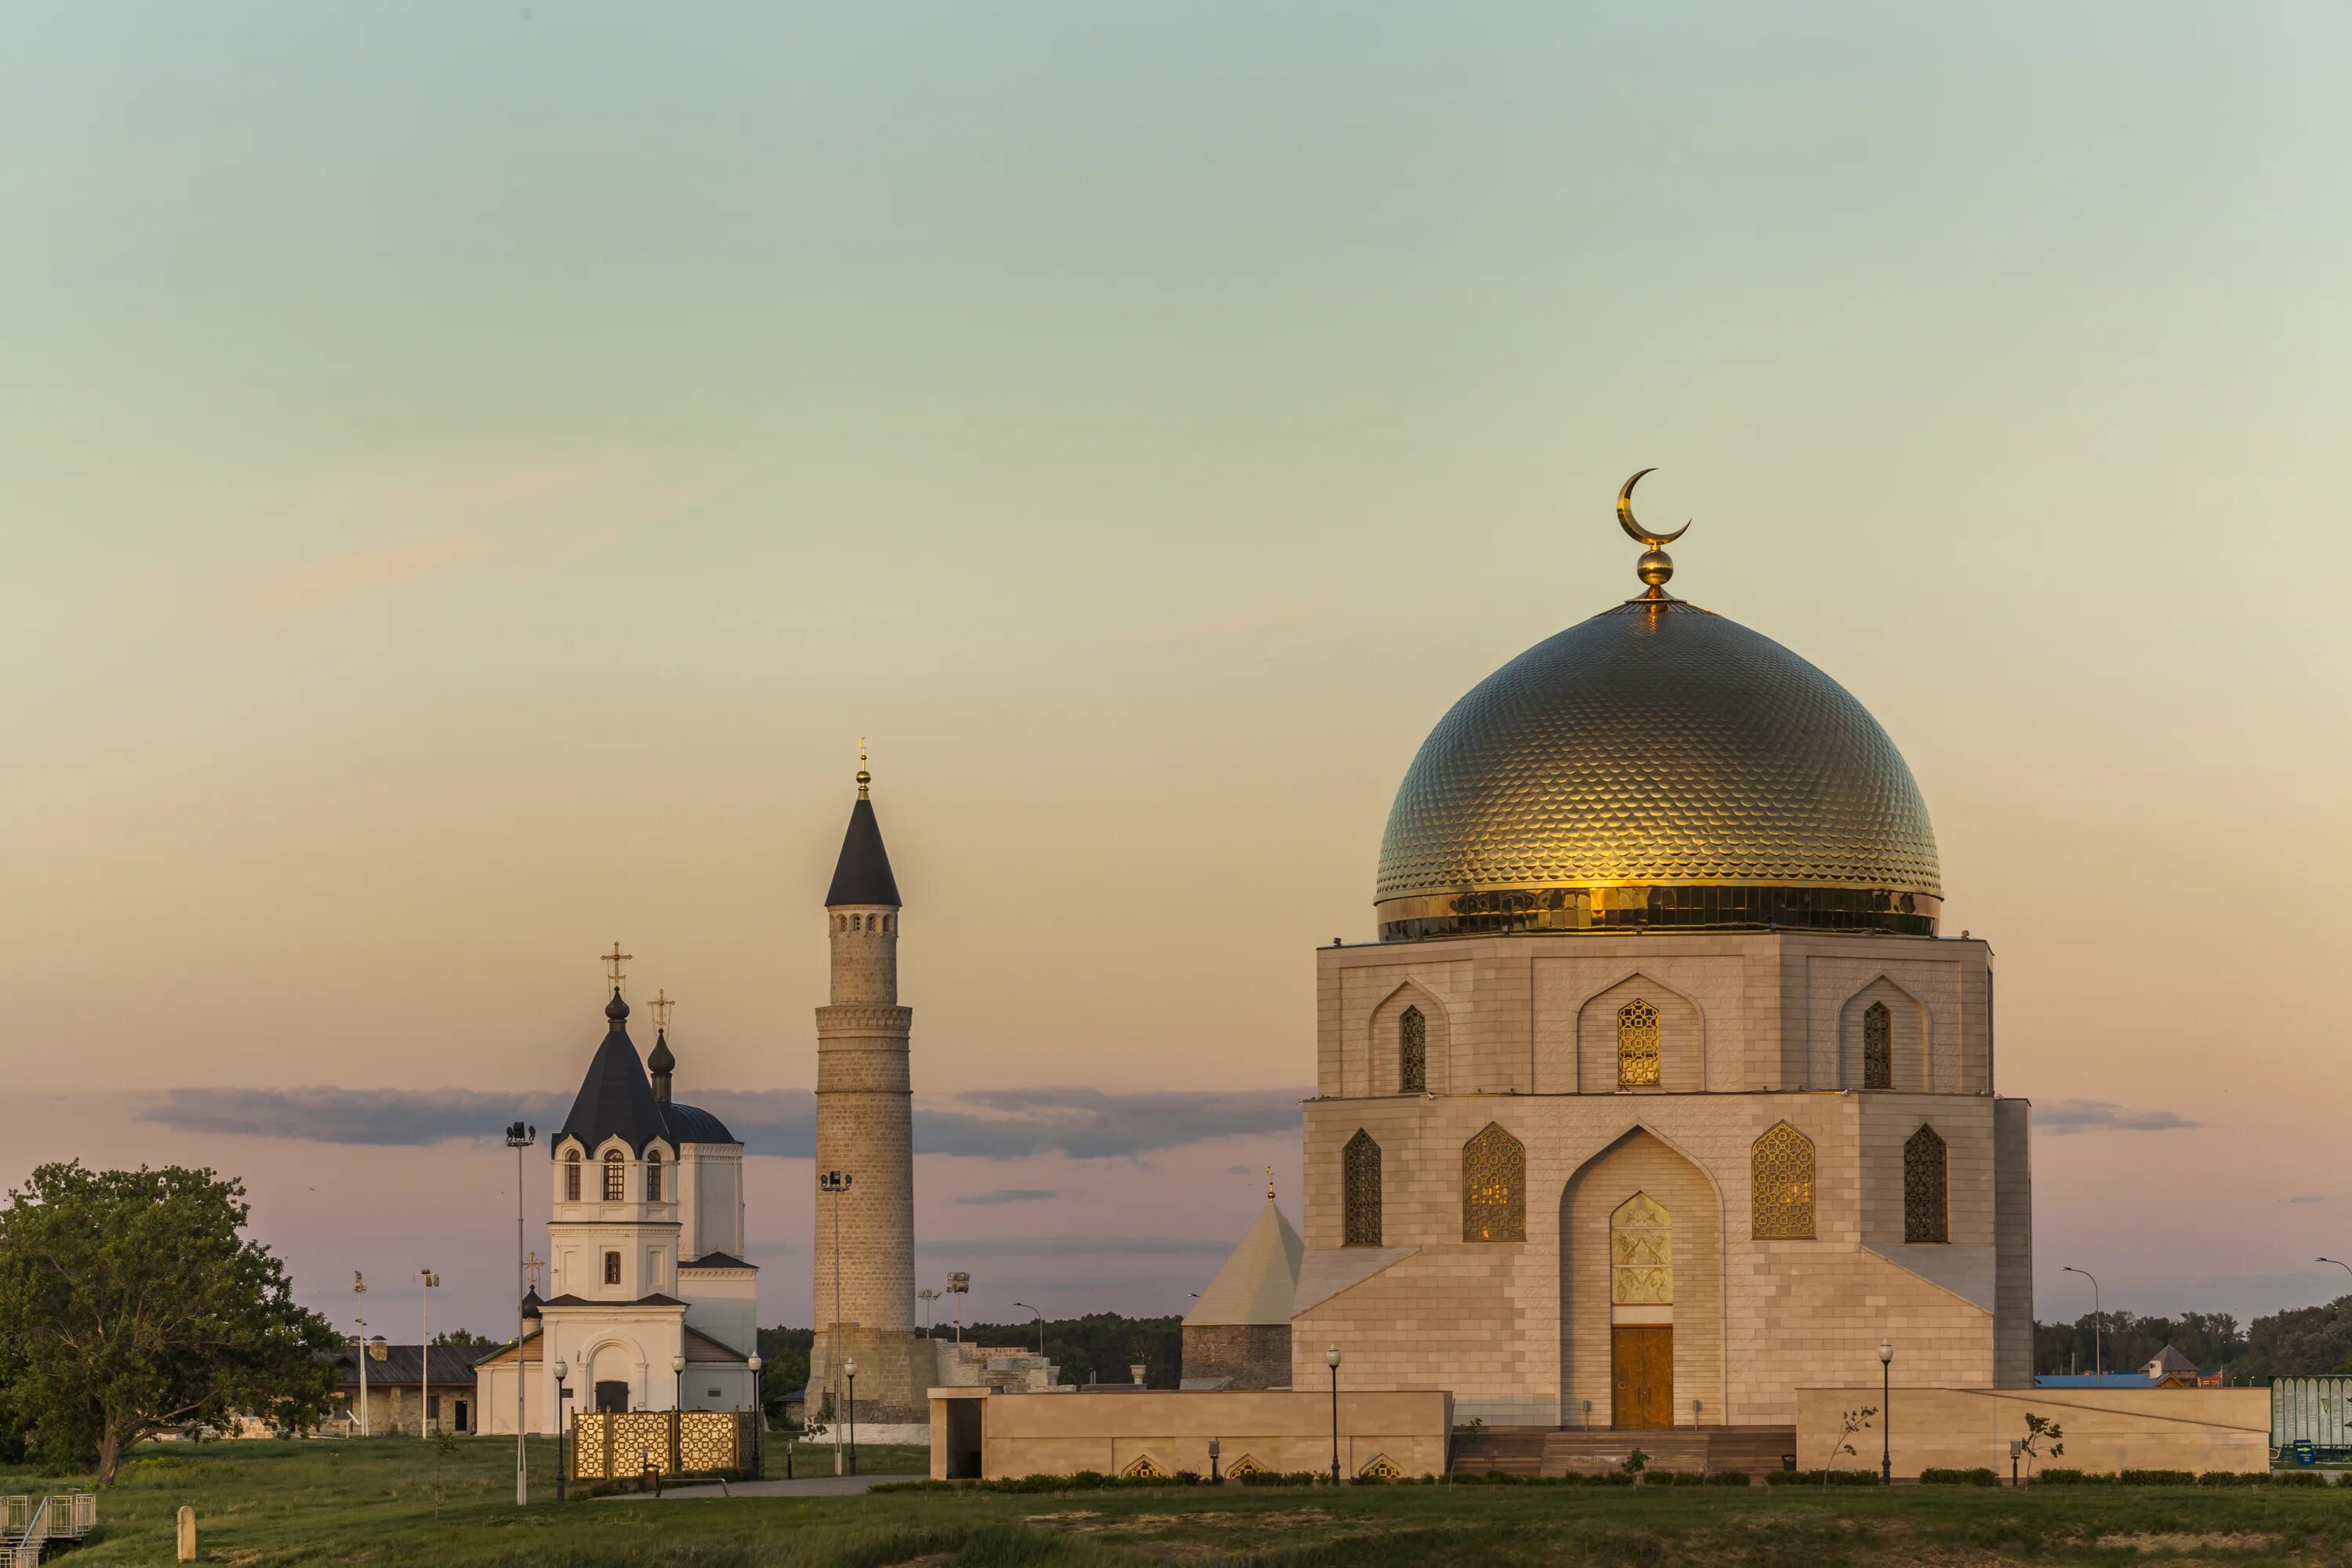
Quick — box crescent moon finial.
[1615,469,1690,602]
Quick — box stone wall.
[1795,1385,2270,1475]
[1182,1323,1294,1390]
[930,1388,1452,1481]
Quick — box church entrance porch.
[1610,1327,1673,1429]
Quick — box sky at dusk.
[5,3,2350,1341]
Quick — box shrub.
[2273,1469,2330,1487]
[2118,1469,2198,1486]
[1765,1469,1880,1487]
[1704,1471,1751,1486]
[2198,1470,2265,1486]
[1920,1468,1998,1486]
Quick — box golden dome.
[1376,598,1941,939]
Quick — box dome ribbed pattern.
[1377,601,1940,904]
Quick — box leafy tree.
[0,1163,341,1484]
[430,1328,495,1348]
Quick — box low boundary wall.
[1795,1386,2269,1475]
[930,1388,1451,1481]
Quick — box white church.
[474,989,760,1432]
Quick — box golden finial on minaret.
[857,736,871,800]
[601,942,633,993]
[1616,468,1692,602]
[650,989,674,1032]
[1266,1165,1276,1203]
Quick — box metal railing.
[2,1490,94,1566]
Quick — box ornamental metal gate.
[570,1410,754,1480]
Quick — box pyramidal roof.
[1182,1198,1303,1328]
[554,990,670,1156]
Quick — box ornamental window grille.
[1617,999,1661,1086]
[1343,1131,1383,1247]
[564,1150,582,1202]
[1399,1006,1426,1094]
[604,1250,622,1285]
[603,1150,626,1202]
[1864,1002,1893,1089]
[1904,1123,1948,1243]
[1610,1192,1672,1305]
[1461,1123,1526,1243]
[645,1149,662,1203]
[1750,1122,1817,1239]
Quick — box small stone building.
[1181,1192,1301,1390]
[326,1341,493,1436]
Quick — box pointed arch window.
[1399,1007,1426,1094]
[1864,1002,1892,1090]
[1610,1192,1672,1304]
[1751,1123,1817,1239]
[1617,999,1661,1087]
[1904,1124,1947,1243]
[1343,1131,1382,1247]
[1461,1123,1525,1243]
[644,1148,662,1203]
[564,1150,582,1202]
[603,1150,626,1202]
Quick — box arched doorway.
[1560,1129,1722,1430]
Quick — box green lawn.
[9,1438,2351,1566]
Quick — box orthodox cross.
[523,1252,545,1292]
[650,989,675,1032]
[601,942,632,992]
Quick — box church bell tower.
[807,753,926,1425]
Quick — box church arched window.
[1399,1007,1426,1094]
[1461,1123,1525,1243]
[1864,1002,1892,1090]
[564,1150,582,1203]
[603,1250,621,1285]
[1610,1192,1672,1304]
[1617,999,1661,1087]
[644,1148,662,1203]
[1751,1123,1817,1239]
[603,1150,626,1202]
[1343,1131,1382,1247]
[1904,1124,1947,1243]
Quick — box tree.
[430,1328,495,1347]
[0,1163,342,1484]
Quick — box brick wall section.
[1181,1323,1294,1389]
[1992,1097,2035,1387]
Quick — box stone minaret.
[807,758,926,1424]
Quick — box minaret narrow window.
[564,1150,582,1202]
[1343,1131,1382,1247]
[1864,1001,1892,1090]
[1751,1123,1817,1239]
[644,1149,662,1203]
[1399,1007,1426,1094]
[1904,1124,1948,1243]
[603,1150,626,1202]
[1617,999,1661,1086]
[1461,1123,1526,1242]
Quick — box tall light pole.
[506,1119,537,1504]
[946,1272,969,1345]
[419,1269,439,1439]
[818,1170,852,1475]
[353,1271,370,1437]
[1325,1345,1343,1487]
[2317,1258,2352,1291]
[2060,1265,2102,1377]
[1015,1302,1044,1357]
[918,1287,938,1337]
[1877,1340,1893,1485]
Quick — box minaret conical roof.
[825,787,901,907]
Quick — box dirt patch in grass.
[2094,1533,2283,1555]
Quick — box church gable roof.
[825,796,901,907]
[555,991,670,1157]
[1183,1198,1304,1327]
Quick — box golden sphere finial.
[1616,469,1691,602]
[856,736,871,799]
[1637,548,1673,590]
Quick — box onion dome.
[647,1029,675,1105]
[1375,478,1940,940]
[521,1287,543,1322]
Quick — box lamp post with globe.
[1325,1345,1343,1486]
[1878,1340,1894,1485]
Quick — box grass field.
[9,1437,2350,1566]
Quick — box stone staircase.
[1450,1425,1795,1477]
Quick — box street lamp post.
[419,1269,439,1439]
[917,1287,938,1337]
[946,1272,970,1344]
[747,1354,764,1476]
[818,1170,852,1476]
[2060,1265,2102,1377]
[845,1358,858,1476]
[1878,1340,1893,1485]
[1325,1345,1343,1487]
[505,1119,536,1505]
[672,1354,686,1412]
[553,1359,573,1501]
[353,1271,370,1438]
[2316,1258,2352,1291]
[1015,1301,1044,1357]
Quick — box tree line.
[2034,1302,2352,1383]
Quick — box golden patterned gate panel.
[677,1410,742,1473]
[569,1410,745,1479]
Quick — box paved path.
[604,1472,907,1501]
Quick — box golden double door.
[1610,1326,1673,1429]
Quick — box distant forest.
[2036,1297,2352,1382]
